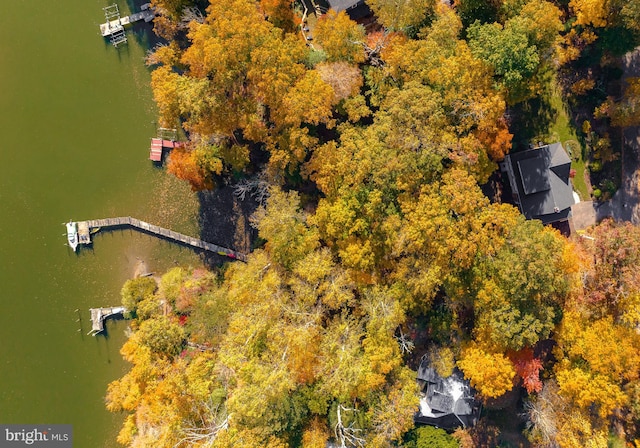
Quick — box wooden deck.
[78,221,91,244]
[75,217,247,261]
[89,306,126,335]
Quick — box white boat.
[66,221,79,252]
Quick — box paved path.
[571,200,597,231]
[599,48,640,224]
[572,47,640,229]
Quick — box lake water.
[0,1,202,446]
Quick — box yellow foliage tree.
[314,10,366,64]
[570,0,609,27]
[458,344,515,399]
[556,367,627,418]
[366,0,436,31]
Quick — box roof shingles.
[504,143,575,224]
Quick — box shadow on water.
[95,330,113,365]
[93,314,131,365]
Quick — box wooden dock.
[100,3,155,46]
[89,306,126,335]
[74,217,247,261]
[149,138,185,162]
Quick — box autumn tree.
[120,277,157,317]
[150,0,340,178]
[251,187,319,269]
[457,343,516,399]
[109,201,423,447]
[137,315,186,358]
[603,77,640,127]
[580,219,640,321]
[167,146,215,191]
[515,0,563,57]
[510,347,543,394]
[454,0,501,28]
[467,19,540,101]
[366,0,436,33]
[524,380,610,448]
[260,0,297,32]
[472,220,572,351]
[315,62,363,103]
[554,307,640,419]
[150,65,182,128]
[314,10,366,64]
[109,0,640,446]
[150,0,195,20]
[380,8,512,168]
[390,170,520,312]
[569,0,640,33]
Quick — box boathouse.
[149,138,185,162]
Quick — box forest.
[106,0,640,446]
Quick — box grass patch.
[546,80,590,200]
[571,157,589,200]
[509,73,590,200]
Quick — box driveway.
[572,47,640,228]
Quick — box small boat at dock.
[66,221,78,251]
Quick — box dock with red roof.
[149,128,184,162]
[150,138,163,161]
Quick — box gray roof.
[504,143,574,224]
[327,0,364,12]
[415,361,481,430]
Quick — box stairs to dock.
[100,3,155,47]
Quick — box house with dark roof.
[500,143,575,224]
[325,0,371,19]
[415,357,481,430]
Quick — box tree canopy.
[110,1,640,446]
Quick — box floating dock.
[100,3,154,47]
[69,217,247,261]
[89,306,126,335]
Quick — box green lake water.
[0,1,202,446]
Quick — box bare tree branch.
[335,404,366,448]
[233,171,270,205]
[175,400,230,448]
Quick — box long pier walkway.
[75,216,246,261]
[89,306,126,335]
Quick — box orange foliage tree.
[167,147,214,191]
[509,348,543,394]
